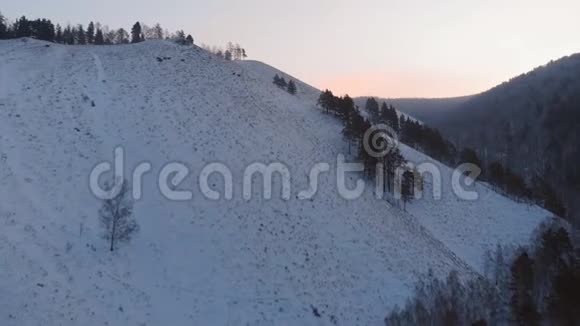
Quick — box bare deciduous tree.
[99,180,138,251]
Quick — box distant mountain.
[369,54,580,223]
[356,96,473,125]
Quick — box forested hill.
[438,53,580,223]
[362,53,580,224]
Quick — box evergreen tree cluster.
[173,30,194,45]
[361,96,566,217]
[318,91,419,208]
[0,11,194,47]
[455,148,566,216]
[385,221,580,326]
[398,114,455,164]
[329,94,566,215]
[273,74,297,95]
[1,15,56,41]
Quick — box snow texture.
[0,38,549,325]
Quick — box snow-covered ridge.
[0,38,549,325]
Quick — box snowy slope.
[0,38,549,325]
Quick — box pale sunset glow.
[4,0,580,97]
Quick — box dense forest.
[386,54,580,225]
[320,90,580,325]
[352,95,566,218]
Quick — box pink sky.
[310,70,502,98]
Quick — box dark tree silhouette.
[76,24,86,44]
[0,11,7,39]
[510,252,539,326]
[185,34,194,45]
[94,28,104,45]
[86,21,95,44]
[130,22,143,43]
[55,24,63,43]
[287,80,297,95]
[400,170,414,210]
[365,97,380,123]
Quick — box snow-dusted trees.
[225,42,247,60]
[201,42,247,59]
[99,180,139,252]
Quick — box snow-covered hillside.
[0,38,549,325]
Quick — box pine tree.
[401,170,414,210]
[388,104,399,132]
[317,90,336,114]
[273,74,281,86]
[338,95,356,122]
[86,21,95,44]
[185,34,194,45]
[383,147,406,194]
[174,30,186,44]
[273,75,287,88]
[76,24,86,44]
[341,106,359,154]
[63,25,74,44]
[94,28,104,45]
[0,11,6,39]
[55,24,63,43]
[131,22,142,43]
[510,252,539,326]
[365,97,380,123]
[15,16,31,38]
[287,80,297,95]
